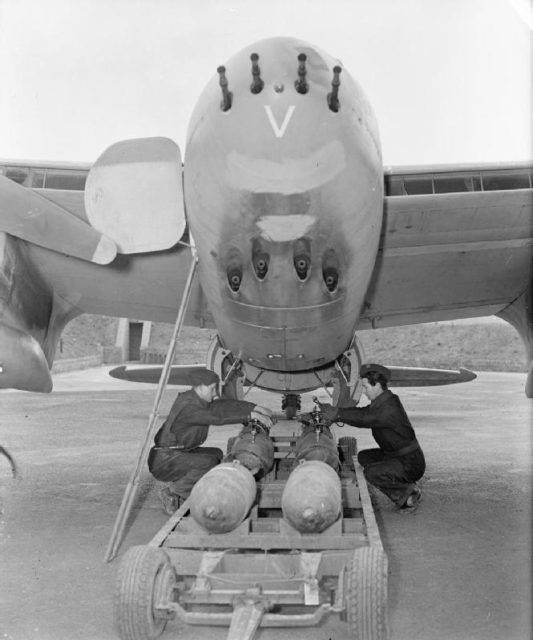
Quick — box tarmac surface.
[0,367,531,640]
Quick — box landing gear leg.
[206,335,245,400]
[497,283,533,398]
[331,335,366,406]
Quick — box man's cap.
[360,363,391,381]
[188,369,220,387]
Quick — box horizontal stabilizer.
[109,364,216,386]
[109,364,476,389]
[85,137,186,254]
[0,174,117,264]
[388,366,476,387]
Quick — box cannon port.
[322,249,339,292]
[252,240,270,280]
[293,238,311,281]
[226,249,243,292]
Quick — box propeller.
[84,137,186,254]
[0,174,116,264]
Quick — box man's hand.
[251,409,273,429]
[320,403,340,422]
[253,405,273,418]
[253,405,275,425]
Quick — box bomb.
[294,425,340,470]
[228,421,275,475]
[295,401,340,470]
[281,460,342,533]
[189,461,256,533]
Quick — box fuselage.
[184,37,383,375]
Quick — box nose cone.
[186,37,377,175]
[187,37,339,145]
[0,323,52,392]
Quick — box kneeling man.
[322,364,425,512]
[148,370,272,514]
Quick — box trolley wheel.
[344,546,389,640]
[338,436,358,464]
[114,545,177,640]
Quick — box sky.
[0,0,531,166]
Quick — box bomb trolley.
[114,422,389,640]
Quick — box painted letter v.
[264,105,296,138]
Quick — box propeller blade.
[85,137,186,254]
[0,174,117,264]
[109,365,216,386]
[388,366,476,387]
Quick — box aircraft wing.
[1,153,531,393]
[358,162,532,329]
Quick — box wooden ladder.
[104,247,199,562]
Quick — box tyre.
[338,436,358,464]
[114,545,177,640]
[344,546,389,640]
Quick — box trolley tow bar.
[227,596,267,640]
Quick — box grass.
[358,322,526,372]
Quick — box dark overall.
[148,390,255,499]
[337,389,425,507]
